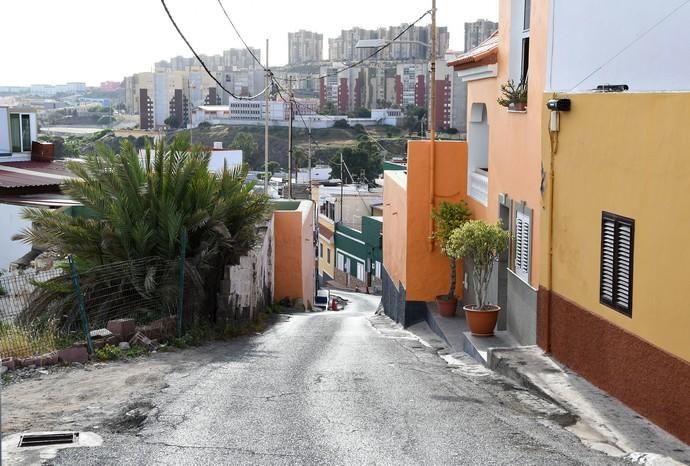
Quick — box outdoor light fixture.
[546,98,571,112]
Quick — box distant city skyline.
[1,0,497,87]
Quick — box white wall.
[0,204,31,270]
[209,150,243,172]
[547,0,690,92]
[0,108,9,153]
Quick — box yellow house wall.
[541,92,690,362]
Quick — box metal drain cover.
[2,431,102,464]
[19,432,79,447]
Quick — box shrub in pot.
[497,79,528,111]
[447,220,510,335]
[431,201,472,317]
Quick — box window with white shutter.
[514,211,531,282]
[600,212,634,316]
[336,253,345,271]
[356,262,365,281]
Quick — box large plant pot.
[463,305,501,336]
[436,296,458,318]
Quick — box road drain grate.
[18,432,79,447]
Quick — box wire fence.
[0,267,70,359]
[0,253,185,360]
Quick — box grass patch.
[0,324,59,359]
[164,314,269,349]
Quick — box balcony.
[469,168,489,206]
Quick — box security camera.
[546,98,571,112]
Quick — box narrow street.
[50,292,622,465]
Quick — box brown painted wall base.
[538,289,690,444]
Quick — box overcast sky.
[1,0,497,87]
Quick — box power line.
[160,0,270,100]
[568,0,690,91]
[275,9,432,84]
[216,0,266,72]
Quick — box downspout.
[545,110,559,353]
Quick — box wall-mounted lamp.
[546,98,571,112]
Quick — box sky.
[1,0,497,87]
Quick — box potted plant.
[497,79,528,111]
[431,201,472,317]
[447,220,510,335]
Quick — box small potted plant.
[431,201,472,317]
[497,79,528,111]
[447,220,510,335]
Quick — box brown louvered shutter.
[600,212,634,316]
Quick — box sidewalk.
[412,303,690,465]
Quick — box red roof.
[448,31,499,70]
[0,160,72,190]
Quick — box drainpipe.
[545,110,560,353]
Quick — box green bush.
[95,344,122,361]
[125,345,147,358]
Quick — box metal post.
[68,255,94,354]
[340,152,344,223]
[264,38,270,193]
[177,230,187,338]
[430,0,437,142]
[287,76,294,199]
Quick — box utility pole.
[340,152,344,223]
[188,79,193,146]
[430,0,437,143]
[287,76,294,199]
[307,117,312,190]
[264,38,270,194]
[428,0,438,251]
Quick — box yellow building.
[538,1,690,444]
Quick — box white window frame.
[375,261,381,279]
[514,210,531,282]
[336,253,345,271]
[356,262,365,281]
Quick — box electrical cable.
[568,0,690,91]
[160,0,270,100]
[215,0,267,72]
[275,9,432,84]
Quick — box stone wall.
[216,224,273,325]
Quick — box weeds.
[0,323,59,359]
[125,345,147,358]
[95,344,122,361]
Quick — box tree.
[15,135,269,326]
[403,105,427,135]
[349,107,371,118]
[230,132,258,166]
[164,115,180,128]
[432,201,472,301]
[321,102,338,115]
[266,161,280,175]
[329,139,383,185]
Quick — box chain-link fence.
[0,267,71,359]
[1,253,185,360]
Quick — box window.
[514,210,531,282]
[336,253,345,271]
[319,243,323,258]
[356,262,365,281]
[521,38,530,83]
[9,113,32,153]
[375,261,381,279]
[600,212,634,316]
[523,0,531,31]
[327,248,331,264]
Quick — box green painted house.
[333,216,383,292]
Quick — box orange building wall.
[485,0,550,288]
[273,201,315,307]
[404,140,469,301]
[383,171,408,290]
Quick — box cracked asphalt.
[51,291,625,465]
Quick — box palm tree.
[15,135,269,328]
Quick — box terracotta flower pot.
[463,304,501,336]
[436,296,458,318]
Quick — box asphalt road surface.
[53,291,623,465]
